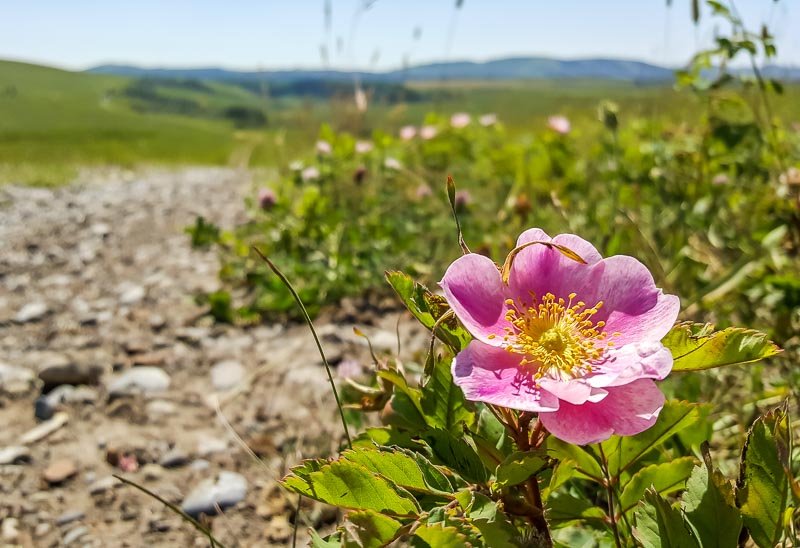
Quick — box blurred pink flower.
[454,189,472,209]
[548,115,571,135]
[712,173,730,186]
[301,166,320,181]
[384,157,402,170]
[779,167,800,186]
[337,359,365,380]
[415,183,433,199]
[420,125,438,140]
[257,188,277,210]
[399,125,417,141]
[450,112,472,128]
[479,113,498,127]
[442,228,679,445]
[355,140,374,154]
[316,140,332,155]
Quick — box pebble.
[55,510,85,526]
[88,475,118,495]
[196,437,228,456]
[158,448,189,468]
[38,359,103,387]
[0,362,36,394]
[15,301,49,323]
[62,525,88,545]
[0,445,31,465]
[118,283,146,305]
[43,458,78,484]
[141,463,163,482]
[35,385,75,420]
[210,360,245,391]
[180,471,248,517]
[19,412,69,444]
[1,517,19,542]
[107,367,170,397]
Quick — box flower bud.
[257,188,277,210]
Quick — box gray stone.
[210,360,245,391]
[107,367,170,397]
[38,359,103,387]
[62,525,88,545]
[0,362,35,394]
[15,301,49,323]
[158,448,189,468]
[56,510,85,526]
[1,517,19,542]
[180,471,248,517]
[88,475,118,495]
[196,436,228,456]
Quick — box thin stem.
[253,248,352,447]
[598,445,623,548]
[291,494,302,548]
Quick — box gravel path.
[0,168,425,546]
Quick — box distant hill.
[88,56,800,84]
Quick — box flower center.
[493,292,617,380]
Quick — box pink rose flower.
[548,115,571,135]
[316,140,332,155]
[441,228,680,445]
[450,112,471,128]
[420,125,438,140]
[384,157,402,170]
[399,126,417,141]
[712,173,730,186]
[301,166,320,181]
[257,188,277,210]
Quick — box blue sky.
[2,1,797,70]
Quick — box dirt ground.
[0,167,428,547]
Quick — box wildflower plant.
[279,178,791,547]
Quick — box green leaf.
[382,392,428,430]
[682,447,742,547]
[736,403,791,548]
[411,523,470,547]
[420,353,475,434]
[620,457,698,514]
[546,491,607,529]
[494,450,549,490]
[310,529,343,548]
[465,493,520,548]
[546,437,604,482]
[473,406,514,466]
[343,510,402,548]
[281,460,420,517]
[352,427,422,451]
[663,322,781,372]
[601,400,703,476]
[385,271,471,351]
[633,488,697,548]
[341,447,453,495]
[423,429,489,484]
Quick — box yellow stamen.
[501,292,616,380]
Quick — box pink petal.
[586,342,673,388]
[440,253,508,345]
[538,378,607,405]
[590,256,680,345]
[516,230,603,265]
[538,379,665,445]
[516,228,551,247]
[452,341,559,413]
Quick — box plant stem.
[598,445,623,548]
[512,414,552,547]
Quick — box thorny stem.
[598,445,623,548]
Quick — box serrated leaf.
[281,460,420,517]
[463,493,519,548]
[420,353,475,434]
[411,522,470,547]
[341,447,453,495]
[663,322,780,371]
[736,403,791,548]
[423,429,489,484]
[601,400,703,476]
[546,437,604,481]
[352,427,422,451]
[545,491,607,528]
[494,450,549,490]
[620,457,698,514]
[385,271,471,351]
[633,488,697,548]
[682,447,742,547]
[310,529,343,548]
[343,510,402,548]
[383,392,428,430]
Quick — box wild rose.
[415,183,433,200]
[712,173,730,186]
[420,125,438,140]
[451,112,472,128]
[441,228,680,445]
[301,166,320,182]
[399,125,417,141]
[355,140,374,154]
[479,113,498,127]
[316,140,332,155]
[384,157,402,170]
[548,115,571,135]
[257,188,277,210]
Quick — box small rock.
[210,360,245,391]
[196,437,227,457]
[64,385,99,404]
[107,367,170,397]
[0,445,31,465]
[19,412,68,444]
[118,284,146,305]
[190,459,210,471]
[34,523,51,537]
[35,385,75,420]
[148,519,171,533]
[0,362,36,395]
[55,510,85,526]
[180,471,248,517]
[61,525,88,545]
[38,359,103,387]
[148,314,167,330]
[43,458,78,485]
[141,463,163,482]
[15,301,49,323]
[1,517,19,542]
[146,399,177,419]
[90,222,110,237]
[265,515,293,543]
[88,476,118,495]
[159,448,189,468]
[175,327,209,345]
